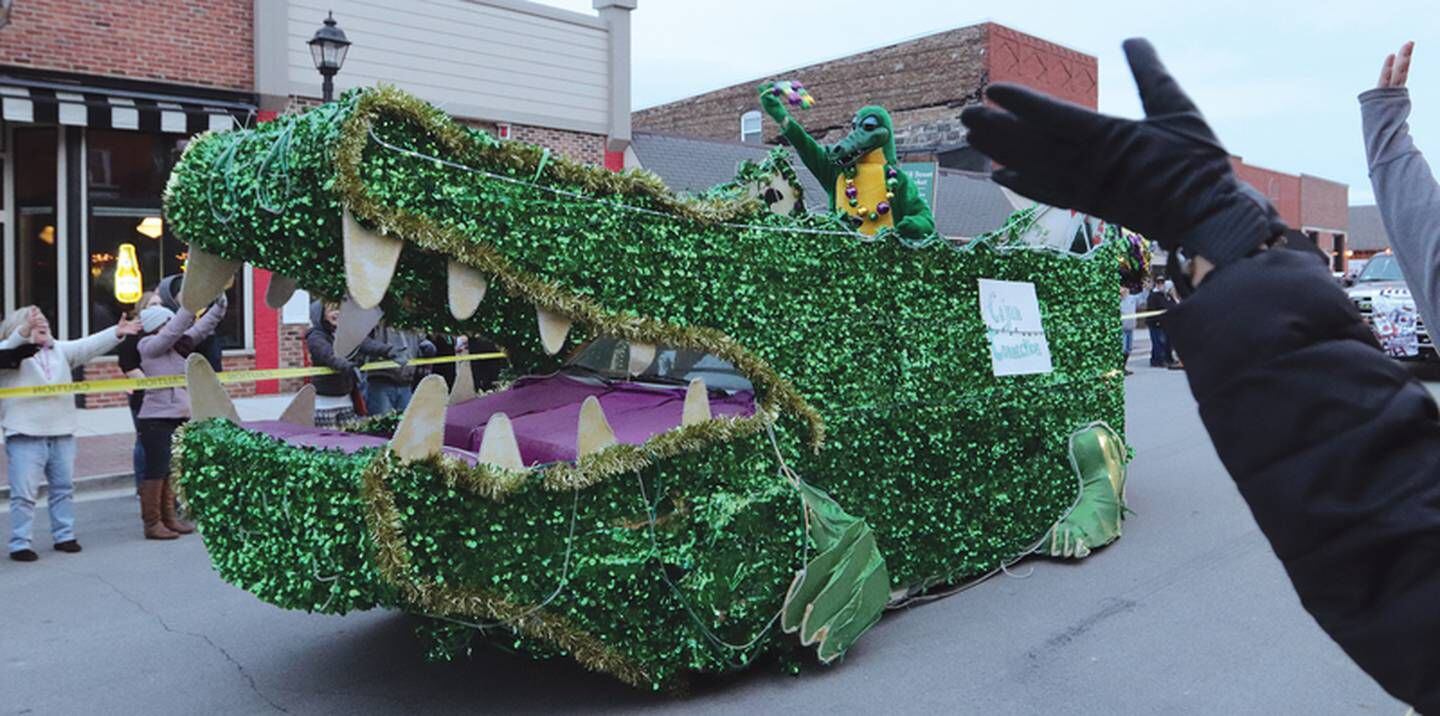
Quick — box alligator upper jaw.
[183,291,746,478]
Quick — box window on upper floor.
[740,110,762,144]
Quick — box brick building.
[634,22,1097,170]
[0,0,636,406]
[633,21,1350,266]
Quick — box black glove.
[960,39,1287,268]
[0,343,40,369]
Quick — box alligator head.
[825,105,896,169]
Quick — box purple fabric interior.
[447,373,755,465]
[243,373,755,468]
[243,420,477,465]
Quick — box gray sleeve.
[1361,87,1440,329]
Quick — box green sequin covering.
[165,86,1128,690]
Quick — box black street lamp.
[307,11,351,103]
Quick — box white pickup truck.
[1345,253,1435,360]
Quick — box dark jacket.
[1145,288,1176,329]
[304,301,390,398]
[1168,248,1440,713]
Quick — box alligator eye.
[860,116,880,131]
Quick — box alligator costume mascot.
[162,86,1129,692]
[759,83,935,239]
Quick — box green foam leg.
[1036,422,1129,559]
[814,558,890,663]
[782,519,865,632]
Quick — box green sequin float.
[165,86,1128,691]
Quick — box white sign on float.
[978,278,1053,376]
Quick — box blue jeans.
[1148,325,1174,366]
[365,381,412,416]
[1121,328,1134,365]
[7,434,77,552]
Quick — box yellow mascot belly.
[835,149,896,235]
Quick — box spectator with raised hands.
[961,38,1439,712]
[1359,42,1440,329]
[0,307,140,561]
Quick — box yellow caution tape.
[0,352,508,399]
[1121,310,1166,321]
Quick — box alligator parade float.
[163,84,1131,690]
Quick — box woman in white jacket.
[1,307,140,562]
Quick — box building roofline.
[632,128,780,150]
[636,19,1097,113]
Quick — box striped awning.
[0,78,254,134]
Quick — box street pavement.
[0,368,1407,714]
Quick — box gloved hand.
[419,339,437,358]
[0,343,40,369]
[959,39,1288,271]
[757,83,790,125]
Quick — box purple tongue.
[245,373,756,468]
[448,374,755,465]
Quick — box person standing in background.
[117,291,163,494]
[1119,286,1145,375]
[135,296,227,540]
[305,301,393,428]
[1,307,140,561]
[1145,279,1179,368]
[364,323,434,416]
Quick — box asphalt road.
[0,368,1406,714]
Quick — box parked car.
[1345,253,1435,360]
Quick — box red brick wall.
[81,353,257,408]
[279,322,310,394]
[0,0,253,91]
[985,24,1098,110]
[633,24,992,144]
[506,124,607,166]
[1299,174,1349,232]
[1231,158,1301,226]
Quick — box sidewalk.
[0,393,300,502]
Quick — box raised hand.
[757,83,789,125]
[960,38,1287,273]
[115,312,143,337]
[1378,41,1415,89]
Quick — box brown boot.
[160,479,196,535]
[140,480,179,540]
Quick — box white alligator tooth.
[265,274,298,309]
[391,374,447,463]
[342,207,403,310]
[333,297,384,358]
[627,343,656,376]
[477,413,524,471]
[537,308,572,355]
[682,378,712,426]
[447,260,488,321]
[186,354,239,423]
[576,395,616,458]
[180,245,240,313]
[278,384,316,427]
[448,357,476,406]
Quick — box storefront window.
[14,127,58,326]
[87,130,246,348]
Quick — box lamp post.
[307,11,350,103]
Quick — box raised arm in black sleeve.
[1167,248,1440,711]
[961,37,1439,711]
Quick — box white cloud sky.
[539,0,1440,207]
